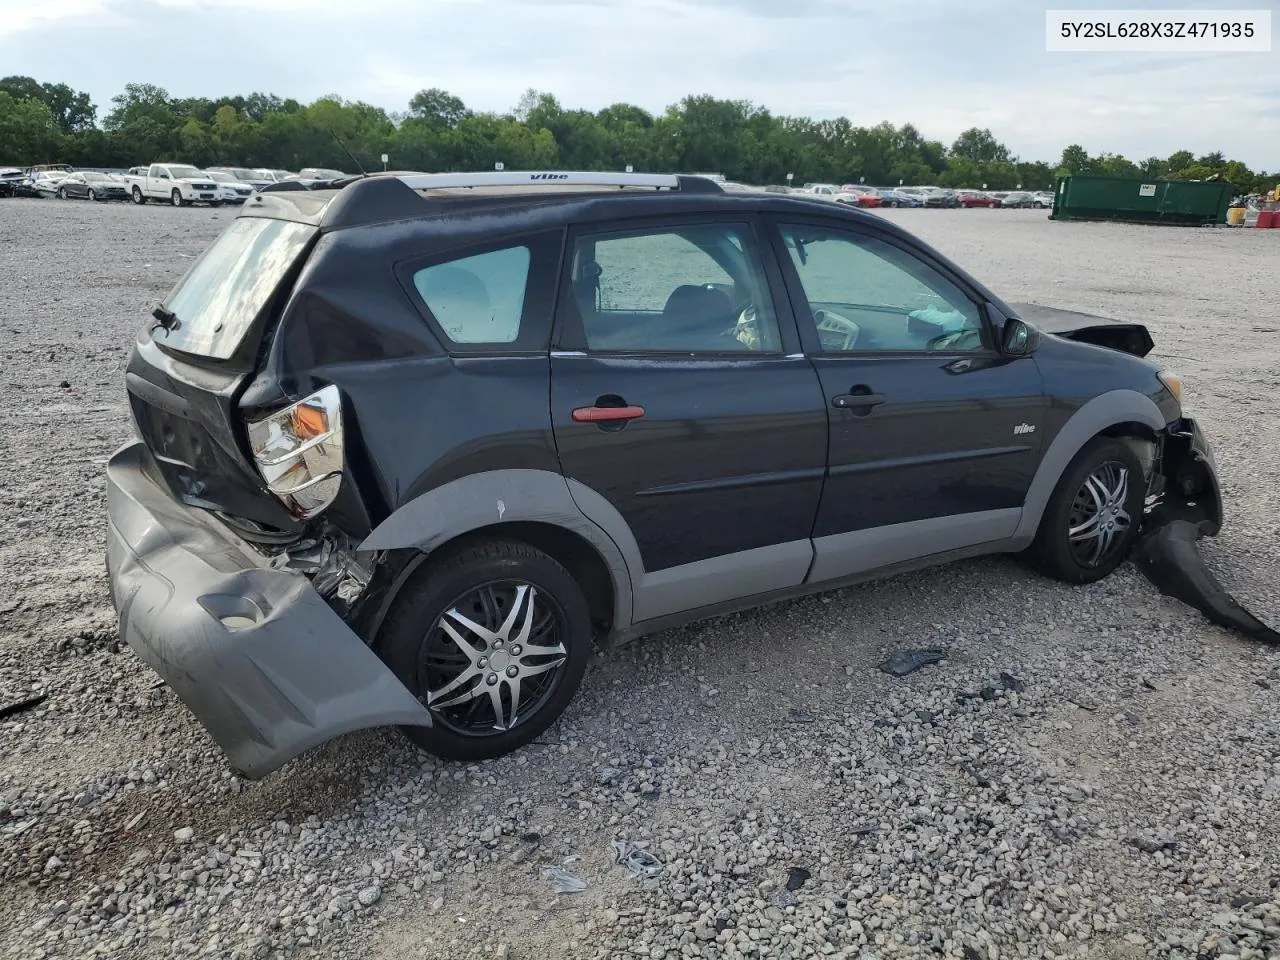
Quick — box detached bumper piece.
[106,441,431,778]
[1137,418,1278,645]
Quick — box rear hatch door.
[125,216,316,532]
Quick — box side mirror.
[1001,317,1039,355]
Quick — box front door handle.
[832,392,885,410]
[571,404,646,423]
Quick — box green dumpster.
[1050,175,1233,226]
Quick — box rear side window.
[413,246,531,344]
[159,217,315,359]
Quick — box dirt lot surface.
[1,198,1277,960]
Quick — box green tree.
[408,88,469,129]
[950,127,1010,165]
[0,91,61,163]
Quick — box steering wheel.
[927,327,984,352]
[813,308,860,351]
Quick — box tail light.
[246,385,343,519]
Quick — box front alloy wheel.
[1068,462,1131,568]
[381,538,592,761]
[1029,437,1145,584]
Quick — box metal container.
[1050,175,1233,226]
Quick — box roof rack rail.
[396,171,723,194]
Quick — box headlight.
[247,385,343,519]
[1157,370,1183,405]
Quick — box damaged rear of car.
[107,199,439,778]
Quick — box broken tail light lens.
[246,385,343,519]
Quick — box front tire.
[57,188,67,199]
[380,539,592,761]
[1028,437,1145,584]
[171,189,184,207]
[132,186,146,204]
[87,188,96,201]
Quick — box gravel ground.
[1,198,1278,960]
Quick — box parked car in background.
[298,168,347,181]
[0,168,23,197]
[208,167,275,190]
[837,185,882,207]
[878,188,925,208]
[253,168,300,183]
[25,163,74,176]
[26,170,69,198]
[1033,191,1054,208]
[124,163,222,206]
[1001,192,1038,209]
[104,169,1220,777]
[956,190,999,208]
[799,183,842,200]
[56,171,130,202]
[205,170,257,204]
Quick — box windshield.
[157,217,315,359]
[165,165,204,179]
[83,172,108,181]
[207,172,233,183]
[228,169,259,181]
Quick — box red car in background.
[838,185,882,207]
[956,190,999,208]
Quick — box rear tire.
[380,538,592,761]
[1028,437,1145,584]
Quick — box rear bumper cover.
[106,441,430,779]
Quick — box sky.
[1,0,1277,168]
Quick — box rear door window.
[158,217,315,359]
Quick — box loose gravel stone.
[0,202,1277,960]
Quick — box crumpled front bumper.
[1151,416,1222,535]
[106,441,431,779]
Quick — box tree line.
[0,76,1273,194]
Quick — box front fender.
[1012,388,1166,545]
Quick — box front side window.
[570,223,780,353]
[779,225,985,353]
[413,246,531,345]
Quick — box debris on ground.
[0,694,47,720]
[1135,519,1280,644]
[539,866,587,894]
[611,840,664,878]
[878,649,947,677]
[1129,832,1177,854]
[785,867,811,891]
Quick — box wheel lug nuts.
[478,657,488,668]
[511,645,522,656]
[486,673,498,685]
[506,666,518,678]
[494,640,504,649]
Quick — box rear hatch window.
[157,217,315,360]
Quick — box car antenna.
[327,129,368,178]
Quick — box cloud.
[0,0,1274,168]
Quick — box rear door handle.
[571,404,646,423]
[832,393,885,409]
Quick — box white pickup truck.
[123,163,222,207]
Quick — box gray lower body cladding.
[105,441,431,779]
